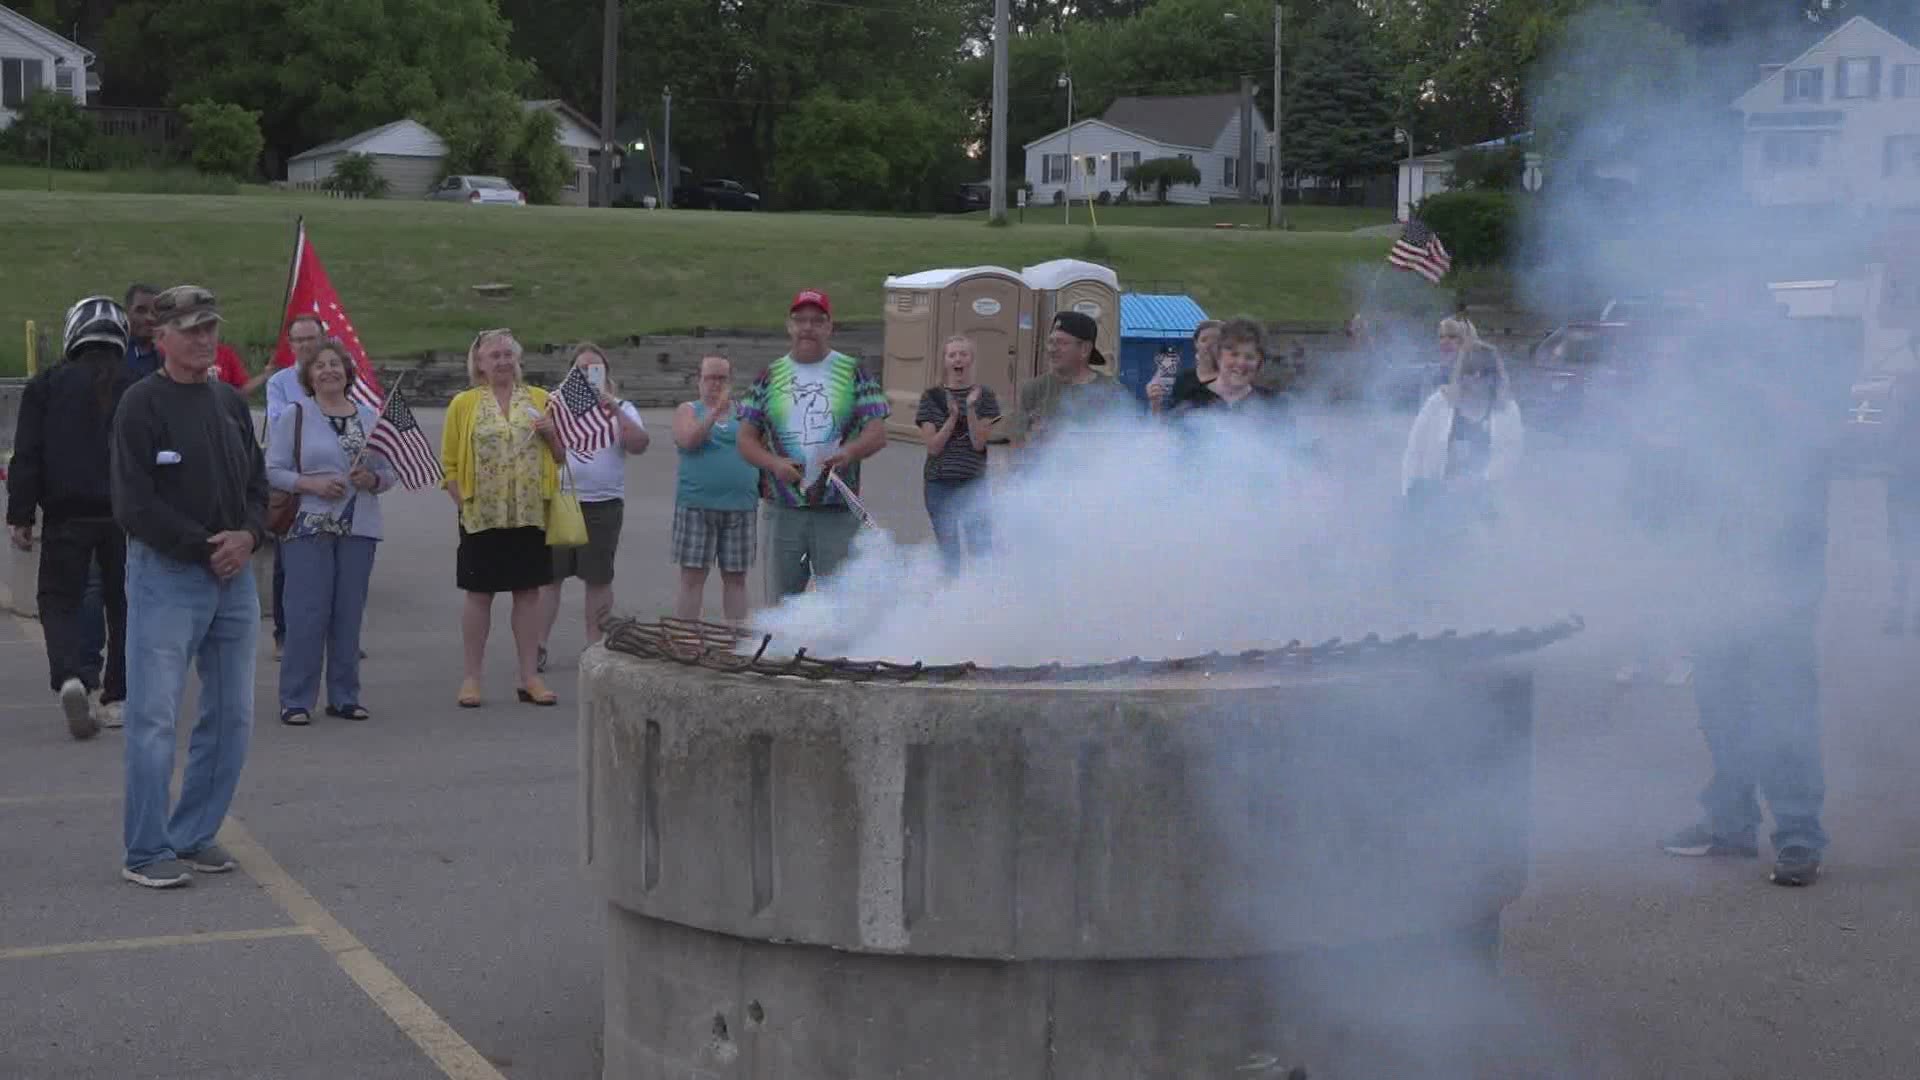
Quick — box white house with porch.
[1732,16,1920,210]
[1023,92,1271,206]
[0,3,94,131]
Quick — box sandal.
[456,679,483,709]
[326,704,371,721]
[516,679,558,707]
[280,708,311,726]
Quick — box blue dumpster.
[1117,294,1210,405]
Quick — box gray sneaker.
[180,844,237,873]
[61,678,98,740]
[122,859,193,888]
[95,700,124,729]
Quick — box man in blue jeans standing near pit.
[110,285,268,889]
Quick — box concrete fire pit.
[580,621,1574,1078]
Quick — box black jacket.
[6,349,134,527]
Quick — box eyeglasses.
[472,327,514,346]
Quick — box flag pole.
[349,368,408,474]
[277,216,304,355]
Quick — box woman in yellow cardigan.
[442,329,564,708]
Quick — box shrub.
[0,90,100,170]
[1095,189,1113,206]
[325,152,390,197]
[1449,146,1527,192]
[1123,156,1202,204]
[179,100,264,179]
[1052,189,1066,206]
[1116,187,1133,205]
[1413,190,1515,269]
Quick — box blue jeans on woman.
[123,540,260,871]
[1691,620,1827,854]
[278,533,377,714]
[923,479,991,575]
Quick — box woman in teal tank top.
[670,356,761,626]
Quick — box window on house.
[54,67,72,93]
[2,58,47,109]
[1837,57,1881,99]
[1224,156,1238,188]
[1886,135,1920,178]
[1762,132,1823,170]
[1895,64,1919,98]
[1042,154,1064,184]
[1110,151,1140,183]
[1785,67,1824,104]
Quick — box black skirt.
[456,526,554,594]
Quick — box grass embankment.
[0,189,1392,374]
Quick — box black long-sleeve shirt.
[111,372,268,566]
[6,354,133,527]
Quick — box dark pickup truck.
[673,178,760,211]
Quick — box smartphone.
[586,365,606,391]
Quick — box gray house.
[286,118,448,198]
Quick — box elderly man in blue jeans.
[110,285,269,889]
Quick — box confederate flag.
[273,218,384,409]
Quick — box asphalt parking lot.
[3,405,1919,1079]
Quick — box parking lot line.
[0,925,314,962]
[221,817,508,1080]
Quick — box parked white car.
[428,175,527,206]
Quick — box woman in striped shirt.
[915,336,1002,574]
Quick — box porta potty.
[1023,259,1120,372]
[881,266,1035,440]
[1117,293,1210,405]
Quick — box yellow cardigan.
[440,385,559,505]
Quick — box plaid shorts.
[672,504,756,573]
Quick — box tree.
[1531,2,1699,161]
[1285,1,1397,188]
[325,152,391,197]
[1125,156,1202,203]
[102,0,530,174]
[0,89,100,170]
[773,89,971,210]
[429,91,573,204]
[180,100,265,178]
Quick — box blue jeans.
[923,479,991,575]
[1692,620,1827,854]
[122,540,261,870]
[272,539,286,644]
[278,533,376,713]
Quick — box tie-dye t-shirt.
[738,351,890,507]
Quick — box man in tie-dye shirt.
[737,289,890,600]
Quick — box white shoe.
[95,699,124,729]
[60,678,98,740]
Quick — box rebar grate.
[600,615,1584,685]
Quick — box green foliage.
[103,0,530,171]
[1531,2,1697,160]
[429,92,572,204]
[1450,145,1528,192]
[325,152,391,197]
[179,100,265,179]
[1414,190,1516,270]
[1125,156,1202,204]
[772,89,971,211]
[1287,1,1398,184]
[0,91,101,170]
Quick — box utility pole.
[1271,3,1284,229]
[989,0,1010,224]
[598,0,619,209]
[1060,73,1074,225]
[661,86,673,209]
[1239,74,1255,202]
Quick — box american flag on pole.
[1387,218,1453,285]
[364,385,443,490]
[274,220,384,409]
[548,366,618,459]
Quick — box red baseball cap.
[789,289,832,317]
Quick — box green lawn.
[981,201,1393,231]
[0,188,1392,374]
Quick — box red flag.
[273,222,384,409]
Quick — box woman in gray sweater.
[266,341,396,726]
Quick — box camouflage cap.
[152,285,223,329]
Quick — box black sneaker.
[1661,823,1759,858]
[1771,846,1820,887]
[122,859,193,889]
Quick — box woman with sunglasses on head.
[440,329,564,708]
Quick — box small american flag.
[365,386,442,490]
[549,366,618,458]
[1387,218,1453,285]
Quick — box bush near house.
[325,152,390,197]
[1124,156,1202,204]
[430,92,572,205]
[180,101,266,180]
[0,90,101,170]
[1414,190,1515,269]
